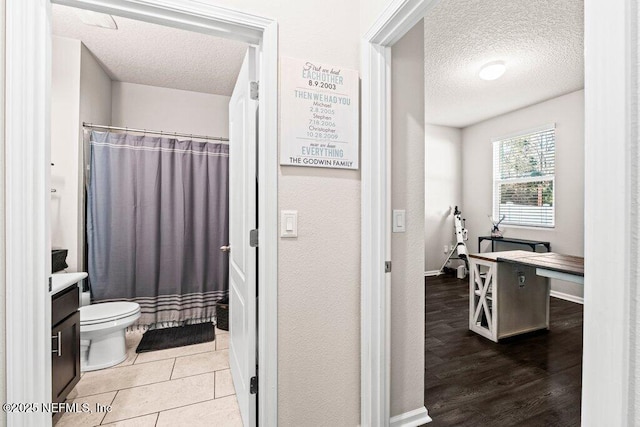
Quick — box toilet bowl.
[80,302,141,372]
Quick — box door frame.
[361,0,638,425]
[5,1,278,426]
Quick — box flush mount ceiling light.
[74,9,118,30]
[479,61,506,81]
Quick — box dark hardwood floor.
[423,275,583,426]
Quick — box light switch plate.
[392,209,406,233]
[281,210,298,238]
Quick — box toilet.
[80,301,141,372]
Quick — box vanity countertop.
[51,272,88,296]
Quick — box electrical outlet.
[443,245,448,253]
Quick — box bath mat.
[136,322,215,353]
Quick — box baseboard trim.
[390,406,432,426]
[424,270,440,277]
[550,290,584,305]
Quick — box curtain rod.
[83,122,229,142]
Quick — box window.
[493,124,555,228]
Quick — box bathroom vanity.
[51,273,85,404]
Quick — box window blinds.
[492,125,555,227]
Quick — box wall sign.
[280,57,359,170]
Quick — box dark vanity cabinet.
[51,285,81,403]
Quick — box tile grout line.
[154,397,237,421]
[71,369,207,400]
[170,366,231,382]
[84,357,173,377]
[169,357,177,380]
[94,412,160,426]
[73,359,175,398]
[133,347,224,366]
[106,396,218,424]
[98,390,119,425]
[214,391,236,400]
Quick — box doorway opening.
[4,1,278,426]
[50,4,252,424]
[362,0,636,425]
[419,1,584,424]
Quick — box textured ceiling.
[52,4,248,96]
[424,0,584,128]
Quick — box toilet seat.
[80,302,141,326]
[80,301,142,372]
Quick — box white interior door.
[228,47,258,426]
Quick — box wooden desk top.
[469,250,532,262]
[470,250,584,277]
[469,251,584,277]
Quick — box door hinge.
[250,229,259,247]
[250,376,258,394]
[48,276,52,292]
[385,261,392,273]
[250,81,259,100]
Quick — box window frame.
[491,123,557,229]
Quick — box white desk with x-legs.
[469,250,584,342]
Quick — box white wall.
[0,0,5,424]
[634,3,640,420]
[636,0,640,417]
[390,22,425,417]
[111,82,230,138]
[51,37,82,272]
[462,90,585,298]
[636,3,640,420]
[51,37,112,273]
[424,124,462,272]
[360,0,392,38]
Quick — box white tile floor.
[55,327,242,427]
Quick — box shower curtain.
[86,130,229,327]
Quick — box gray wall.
[462,90,585,298]
[390,22,426,417]
[78,44,112,272]
[424,124,462,272]
[80,45,112,128]
[51,37,112,273]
